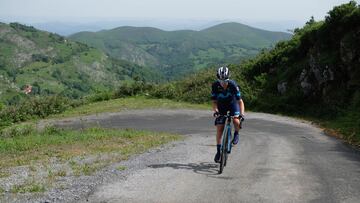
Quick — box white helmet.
[217,66,229,80]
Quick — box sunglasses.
[219,79,229,83]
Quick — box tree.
[306,16,315,25]
[325,1,357,24]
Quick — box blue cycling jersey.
[211,80,241,104]
[212,80,242,123]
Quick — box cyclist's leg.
[215,104,228,144]
[230,102,241,144]
[214,124,225,162]
[229,101,240,130]
[233,118,240,132]
[214,105,227,162]
[216,124,225,144]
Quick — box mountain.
[0,22,161,104]
[30,19,225,36]
[69,22,292,78]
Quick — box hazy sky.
[0,0,354,23]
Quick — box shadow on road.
[148,162,220,176]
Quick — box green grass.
[265,109,360,147]
[0,125,181,169]
[0,171,10,178]
[116,166,127,171]
[51,96,209,119]
[71,162,107,176]
[10,181,45,193]
[79,48,103,64]
[55,170,67,177]
[0,115,181,194]
[320,111,360,146]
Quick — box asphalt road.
[54,109,360,203]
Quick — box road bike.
[216,111,243,174]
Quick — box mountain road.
[52,109,360,203]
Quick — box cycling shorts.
[214,102,240,125]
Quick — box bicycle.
[215,111,243,174]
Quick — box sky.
[0,0,355,32]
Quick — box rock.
[322,65,334,82]
[301,81,313,95]
[299,69,307,82]
[277,82,287,95]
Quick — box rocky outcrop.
[277,82,287,95]
[298,51,336,97]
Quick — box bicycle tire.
[219,127,227,174]
[219,143,225,174]
[224,133,228,167]
[224,144,228,167]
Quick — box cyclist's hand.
[213,111,220,117]
[240,114,245,121]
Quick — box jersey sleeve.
[211,82,218,100]
[230,81,241,100]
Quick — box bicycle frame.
[221,116,233,154]
[219,112,233,174]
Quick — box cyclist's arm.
[231,82,245,116]
[239,99,245,116]
[212,100,218,112]
[211,82,219,112]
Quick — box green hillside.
[69,22,292,78]
[145,2,360,145]
[0,22,162,104]
[200,22,289,48]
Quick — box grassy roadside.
[0,125,181,194]
[317,112,360,147]
[0,97,200,195]
[0,125,180,169]
[271,110,360,147]
[0,97,205,170]
[50,96,210,119]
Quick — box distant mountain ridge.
[70,22,292,78]
[1,18,303,36]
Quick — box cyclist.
[211,66,245,163]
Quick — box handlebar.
[213,111,245,128]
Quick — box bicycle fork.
[226,125,232,153]
[221,124,232,154]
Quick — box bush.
[149,83,178,100]
[114,82,154,98]
[32,54,49,62]
[9,23,37,32]
[0,124,35,138]
[86,91,114,103]
[0,96,71,128]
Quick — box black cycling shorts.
[214,102,240,125]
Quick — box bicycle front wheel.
[219,127,228,174]
[224,134,228,167]
[219,143,226,174]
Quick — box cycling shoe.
[214,151,221,163]
[232,134,239,145]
